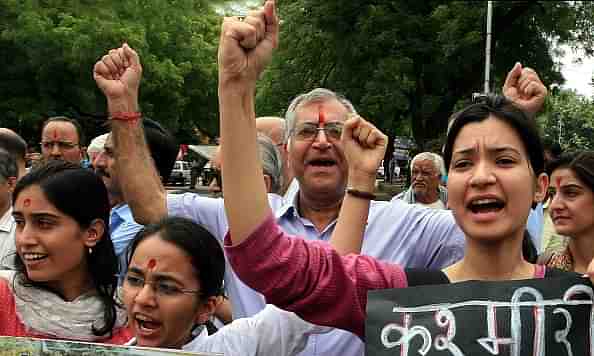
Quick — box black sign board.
[366,276,593,356]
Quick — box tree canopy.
[1,0,593,150]
[0,0,221,145]
[538,89,594,151]
[256,0,594,148]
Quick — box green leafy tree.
[538,89,594,151]
[0,0,221,145]
[256,0,594,150]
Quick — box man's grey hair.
[410,152,445,177]
[0,149,18,182]
[284,88,357,144]
[87,133,109,154]
[257,134,283,194]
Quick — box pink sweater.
[224,213,408,339]
[0,278,131,343]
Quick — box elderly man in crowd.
[396,152,448,209]
[256,116,294,195]
[87,133,109,168]
[40,116,84,164]
[205,135,284,199]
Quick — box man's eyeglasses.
[122,273,200,298]
[291,122,344,141]
[40,141,79,150]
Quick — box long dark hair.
[125,216,225,301]
[12,161,118,336]
[547,151,594,194]
[444,94,544,177]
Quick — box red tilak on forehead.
[147,258,157,270]
[24,199,31,207]
[52,129,58,140]
[318,107,326,126]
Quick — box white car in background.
[169,160,191,185]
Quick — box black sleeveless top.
[404,267,578,287]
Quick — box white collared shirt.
[126,304,328,356]
[0,207,16,269]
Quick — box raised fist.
[218,0,278,87]
[341,115,388,179]
[503,62,547,117]
[93,44,142,105]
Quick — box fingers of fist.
[94,45,139,81]
[222,10,267,50]
[244,9,267,44]
[346,115,386,149]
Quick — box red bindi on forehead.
[147,258,157,270]
[23,198,31,207]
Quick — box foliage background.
[0,0,592,152]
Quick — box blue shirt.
[110,204,144,273]
[167,190,465,356]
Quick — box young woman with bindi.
[542,151,594,273]
[122,216,327,354]
[0,161,130,342]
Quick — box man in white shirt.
[395,152,448,209]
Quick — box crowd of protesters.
[0,1,593,355]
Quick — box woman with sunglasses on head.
[215,0,586,340]
[122,216,327,354]
[541,151,594,273]
[0,161,130,343]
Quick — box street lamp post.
[484,1,493,93]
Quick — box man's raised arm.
[329,115,388,255]
[93,44,167,224]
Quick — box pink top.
[0,278,131,344]
[225,213,550,340]
[225,213,408,339]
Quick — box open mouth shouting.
[467,196,505,221]
[306,158,337,168]
[134,313,162,338]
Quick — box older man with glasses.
[40,116,84,164]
